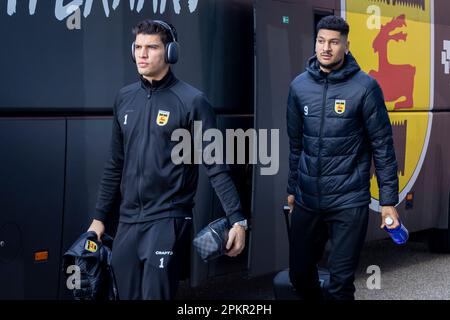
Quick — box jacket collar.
[306,52,361,83]
[140,68,177,91]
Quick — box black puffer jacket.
[287,53,398,211]
[63,231,118,300]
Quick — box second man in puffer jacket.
[286,15,400,300]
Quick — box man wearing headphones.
[87,19,247,300]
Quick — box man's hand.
[287,194,295,213]
[380,206,400,229]
[87,219,105,241]
[225,225,246,257]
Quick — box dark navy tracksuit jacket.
[95,70,244,225]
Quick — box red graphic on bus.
[369,14,416,109]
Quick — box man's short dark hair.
[316,15,350,38]
[132,20,176,46]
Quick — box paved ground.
[177,233,450,300]
[355,237,450,300]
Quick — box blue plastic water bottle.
[384,216,409,245]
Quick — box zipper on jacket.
[137,87,153,214]
[317,77,328,210]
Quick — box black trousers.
[111,217,192,300]
[289,205,369,300]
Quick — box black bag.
[273,267,330,300]
[193,217,230,262]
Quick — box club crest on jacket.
[157,110,170,126]
[334,99,346,114]
[85,240,98,253]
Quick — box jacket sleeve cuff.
[379,194,399,207]
[93,209,108,223]
[227,211,246,226]
[379,202,397,207]
[287,186,296,195]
